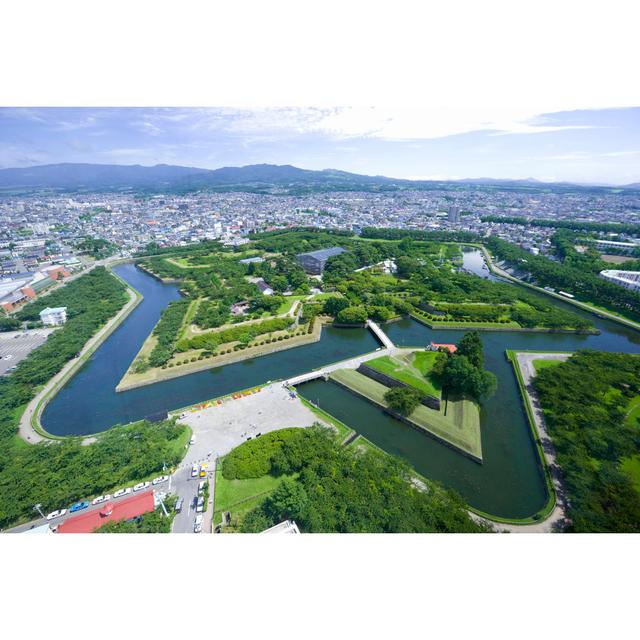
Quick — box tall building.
[599,270,640,292]
[447,206,460,223]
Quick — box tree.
[457,331,484,369]
[335,305,368,324]
[265,478,309,521]
[323,296,349,317]
[384,387,423,416]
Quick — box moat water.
[41,256,640,518]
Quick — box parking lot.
[0,329,56,375]
[171,383,323,533]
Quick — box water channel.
[41,254,640,519]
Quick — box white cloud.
[167,107,597,141]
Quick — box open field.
[366,350,441,397]
[329,368,482,461]
[601,254,636,264]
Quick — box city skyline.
[1,106,639,185]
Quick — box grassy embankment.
[328,367,482,461]
[366,351,441,397]
[116,315,328,391]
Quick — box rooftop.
[297,246,346,261]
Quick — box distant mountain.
[0,162,637,194]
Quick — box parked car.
[46,509,67,520]
[113,487,132,498]
[189,436,196,445]
[152,475,169,485]
[69,501,89,513]
[198,480,206,495]
[191,465,199,478]
[196,496,205,513]
[199,464,207,478]
[133,481,151,492]
[92,494,111,505]
[194,514,203,533]
[175,497,184,513]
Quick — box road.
[6,487,158,533]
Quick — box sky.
[0,106,639,185]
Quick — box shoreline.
[19,264,143,443]
[116,319,326,392]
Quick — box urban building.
[448,206,460,223]
[40,306,67,326]
[296,246,346,274]
[599,269,640,292]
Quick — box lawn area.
[532,359,563,374]
[275,295,305,315]
[213,465,296,531]
[366,352,441,397]
[620,455,640,493]
[624,395,640,427]
[329,368,481,461]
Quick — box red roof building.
[57,491,155,533]
[429,342,458,353]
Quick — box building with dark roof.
[296,246,346,275]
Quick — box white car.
[191,465,199,478]
[91,494,111,505]
[113,487,132,498]
[194,514,203,533]
[189,436,196,445]
[133,481,151,492]
[46,508,67,520]
[4,354,13,360]
[152,475,169,485]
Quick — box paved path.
[18,284,139,444]
[490,351,572,533]
[367,319,395,349]
[286,345,395,386]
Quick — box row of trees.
[221,426,488,533]
[481,215,640,235]
[145,300,191,369]
[176,316,293,352]
[534,351,640,532]
[486,236,640,321]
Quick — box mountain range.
[0,162,637,194]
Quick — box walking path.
[490,351,572,533]
[18,284,140,444]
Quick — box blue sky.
[0,107,638,184]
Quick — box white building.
[40,306,67,326]
[261,520,300,534]
[599,270,640,292]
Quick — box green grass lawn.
[366,351,441,397]
[329,368,481,460]
[213,465,297,530]
[624,395,640,427]
[532,359,563,374]
[298,396,355,442]
[620,455,640,493]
